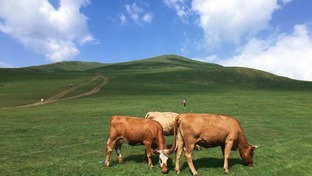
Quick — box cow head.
[239,145,258,166]
[158,150,169,173]
[156,147,175,173]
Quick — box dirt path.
[20,74,108,108]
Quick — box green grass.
[1,55,312,175]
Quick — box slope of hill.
[0,54,312,108]
[28,61,106,72]
[89,55,312,90]
[96,55,221,70]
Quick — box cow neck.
[237,131,250,154]
[156,132,166,150]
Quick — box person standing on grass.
[182,98,186,108]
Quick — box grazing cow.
[145,111,179,135]
[105,116,176,173]
[175,113,257,175]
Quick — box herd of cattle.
[104,112,258,175]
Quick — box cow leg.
[115,139,124,164]
[221,144,225,156]
[144,144,157,163]
[105,138,116,167]
[143,150,147,163]
[184,142,197,176]
[223,141,234,174]
[144,142,154,168]
[175,132,184,174]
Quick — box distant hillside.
[96,55,221,70]
[1,54,312,108]
[28,61,106,72]
[88,55,311,90]
[1,55,311,91]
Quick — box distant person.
[182,98,186,108]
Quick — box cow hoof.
[176,170,180,175]
[224,168,229,174]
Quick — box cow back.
[145,112,179,135]
[176,114,244,148]
[109,116,166,148]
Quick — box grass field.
[1,55,312,175]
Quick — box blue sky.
[0,0,312,81]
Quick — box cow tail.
[168,115,179,154]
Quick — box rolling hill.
[0,54,311,108]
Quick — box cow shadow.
[120,154,177,169]
[177,157,244,173]
[109,154,245,176]
[118,154,161,165]
[123,154,149,163]
[121,154,243,168]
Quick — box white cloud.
[163,0,191,17]
[0,0,94,62]
[143,13,153,23]
[194,54,220,63]
[124,3,152,24]
[119,13,127,25]
[125,3,142,22]
[220,24,312,81]
[191,0,283,48]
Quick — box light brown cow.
[175,113,257,175]
[145,111,179,135]
[105,116,176,173]
[145,111,203,151]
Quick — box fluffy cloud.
[119,13,127,25]
[0,0,94,62]
[191,0,282,48]
[163,0,192,18]
[143,12,153,23]
[183,0,312,81]
[123,3,153,24]
[220,24,312,81]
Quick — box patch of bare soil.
[20,74,108,108]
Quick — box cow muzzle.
[161,164,168,173]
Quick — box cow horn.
[252,145,260,148]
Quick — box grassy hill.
[89,55,311,90]
[1,55,312,175]
[28,61,106,71]
[0,55,311,108]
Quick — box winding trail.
[19,74,108,108]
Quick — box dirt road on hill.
[20,74,108,107]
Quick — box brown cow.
[175,113,257,175]
[105,116,176,173]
